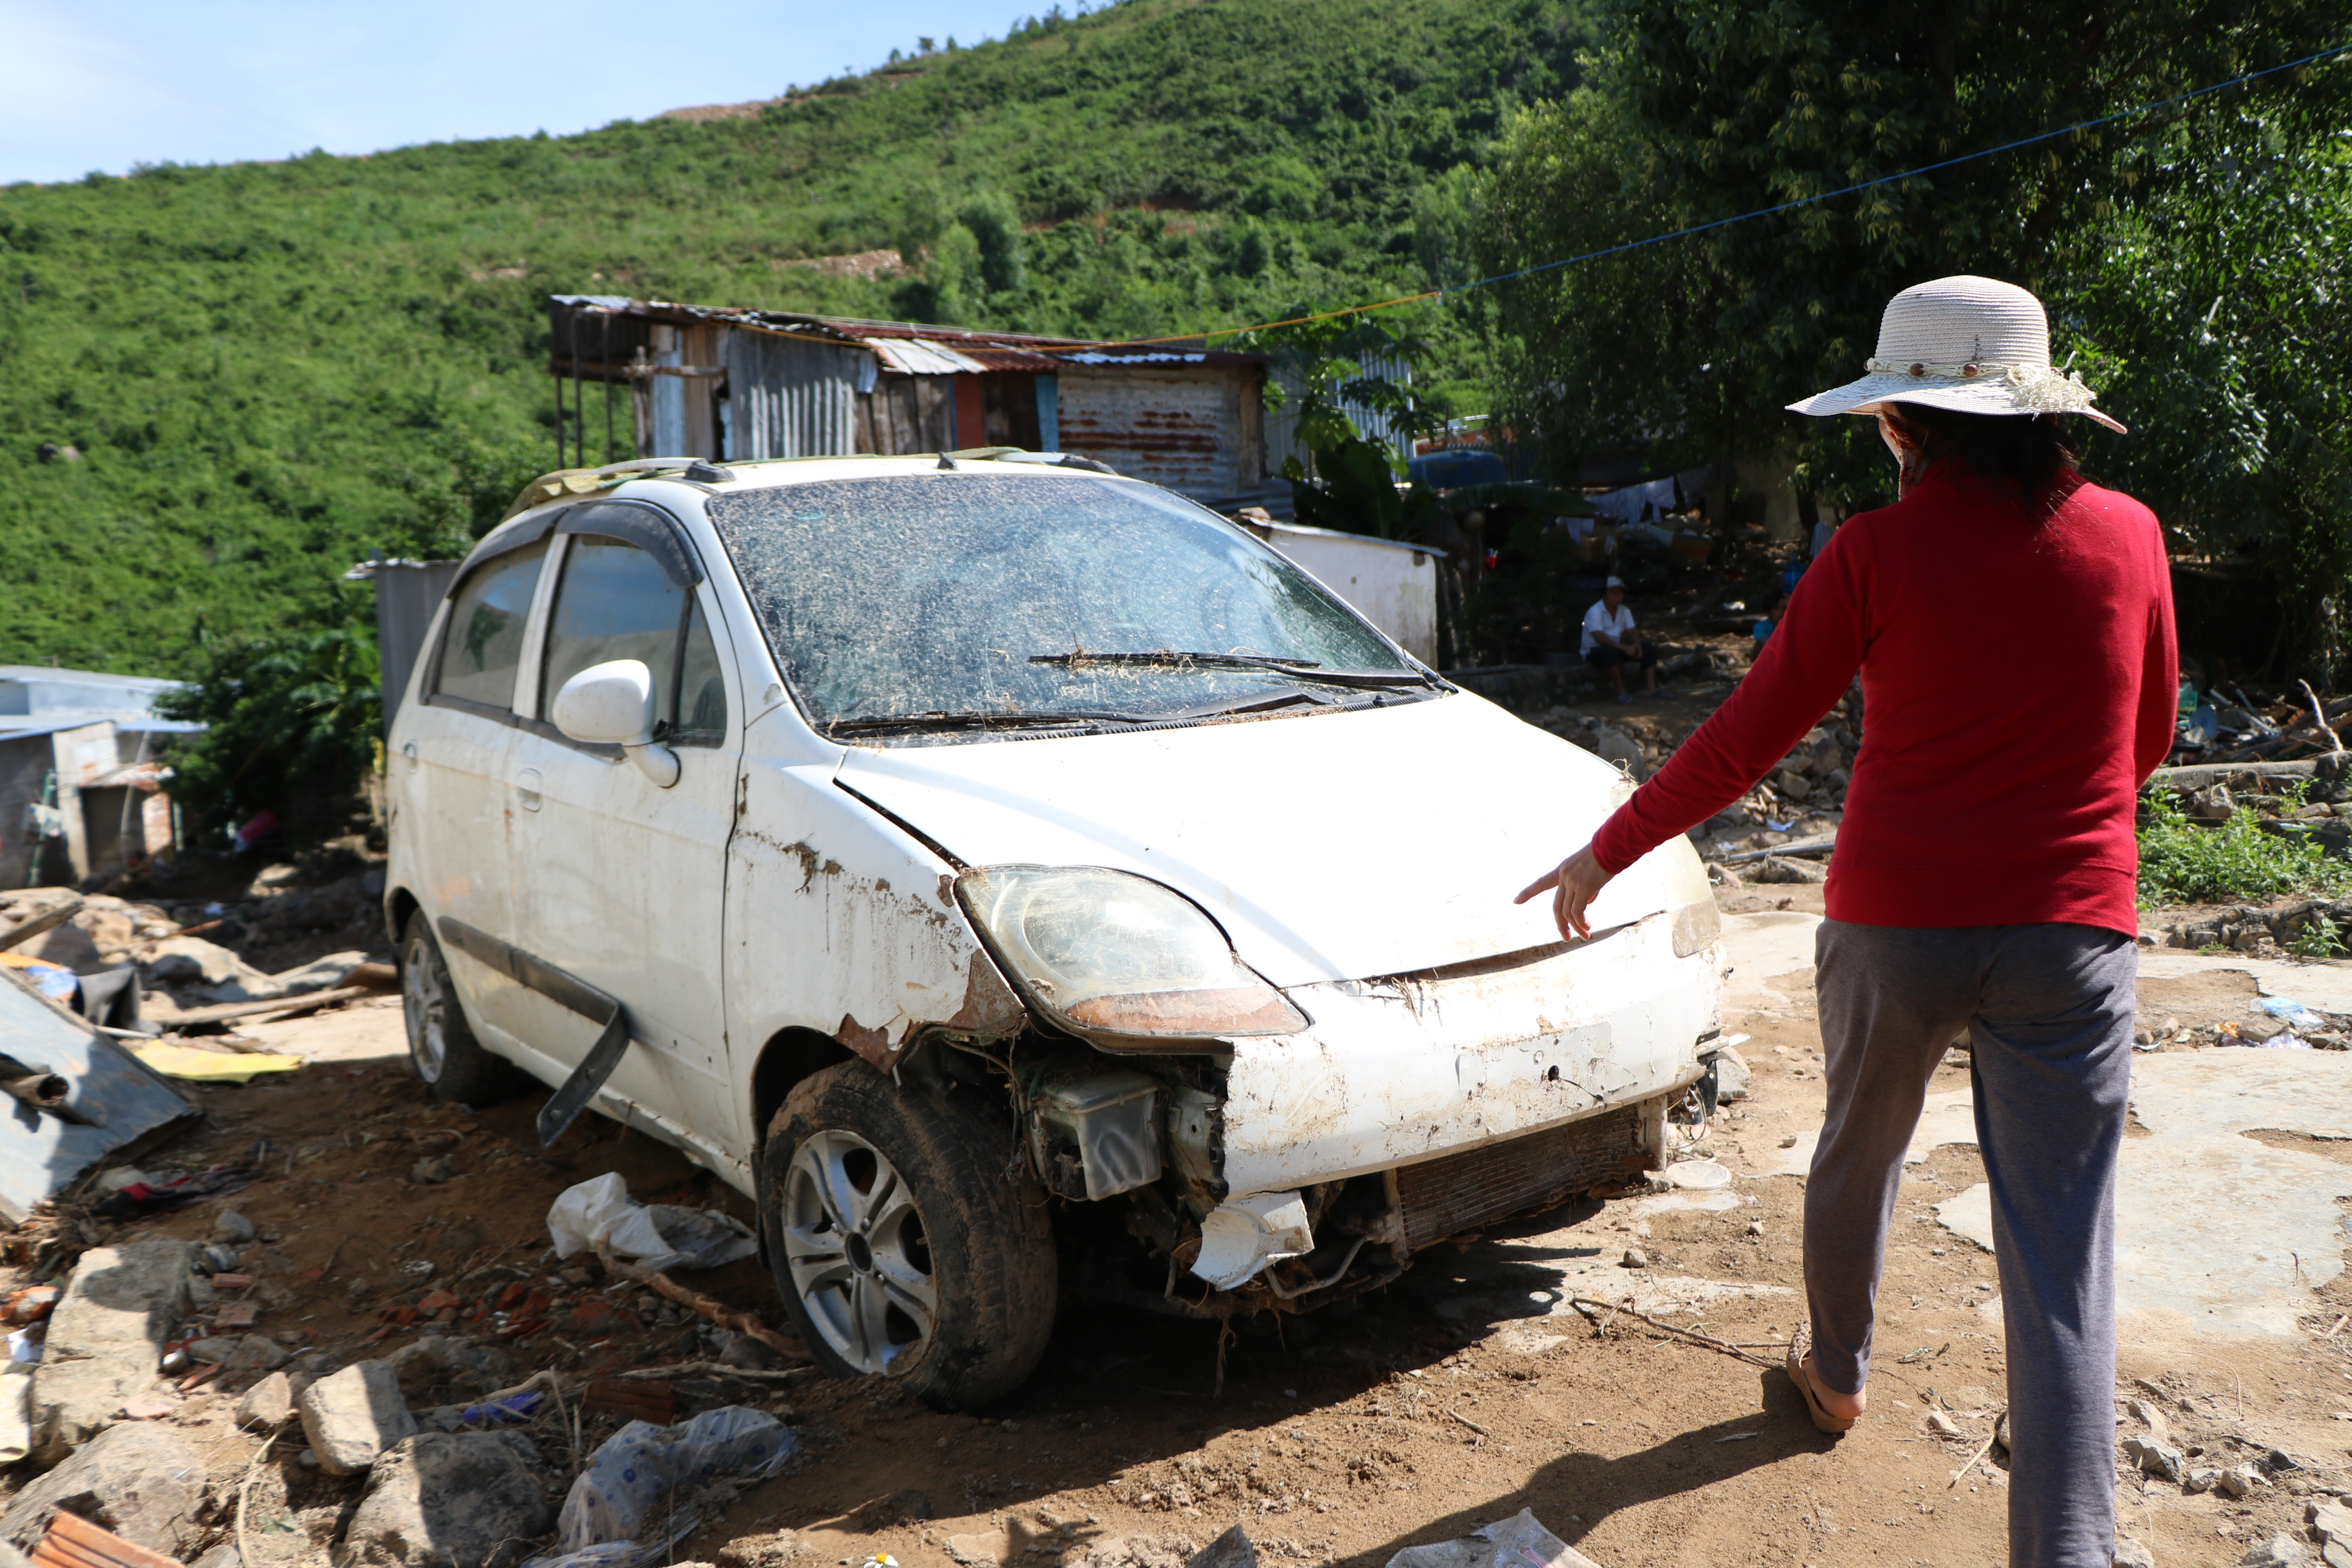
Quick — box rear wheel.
[400,917,523,1105]
[761,1060,1058,1409]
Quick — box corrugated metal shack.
[547,296,1274,506]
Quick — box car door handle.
[400,740,419,773]
[517,768,543,812]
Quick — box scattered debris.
[548,1175,758,1275]
[1383,1508,1602,1568]
[1,1423,207,1555]
[2123,1434,2185,1483]
[344,1430,557,1568]
[29,1240,193,1461]
[523,1407,799,1568]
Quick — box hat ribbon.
[1861,357,2098,413]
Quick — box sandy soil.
[5,931,2340,1568]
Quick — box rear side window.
[541,537,729,744]
[434,543,547,710]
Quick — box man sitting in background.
[1581,577,1658,703]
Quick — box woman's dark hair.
[1884,403,2077,501]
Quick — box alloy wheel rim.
[403,940,447,1083]
[781,1128,937,1374]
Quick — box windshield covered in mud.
[706,472,1435,737]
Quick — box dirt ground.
[7,918,2343,1568]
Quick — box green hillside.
[0,0,1581,673]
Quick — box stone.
[2237,1536,2307,1568]
[2183,1467,2221,1495]
[0,1422,208,1555]
[384,1337,514,1399]
[341,1431,555,1568]
[2114,1541,2156,1568]
[236,1372,296,1430]
[2216,1463,2272,1499]
[1924,1411,1962,1438]
[2312,1497,2352,1543]
[2324,1543,2352,1568]
[30,1238,193,1461]
[2127,1398,2172,1443]
[2123,1434,2185,1483]
[210,1210,257,1245]
[1994,1411,2010,1454]
[1187,1528,1256,1568]
[186,1337,242,1364]
[299,1361,417,1476]
[225,1334,289,1373]
[1749,855,1828,885]
[1710,1047,1751,1102]
[1620,1249,1649,1269]
[191,1546,241,1568]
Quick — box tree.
[1245,313,1439,538]
[1485,0,2352,666]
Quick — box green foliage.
[1247,311,1438,536]
[2137,791,2351,906]
[0,0,1595,679]
[2291,909,2344,958]
[153,591,382,833]
[1483,0,2352,667]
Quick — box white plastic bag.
[1385,1509,1603,1568]
[520,1406,799,1568]
[546,1174,757,1274]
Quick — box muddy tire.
[400,916,523,1105]
[761,1060,1058,1410]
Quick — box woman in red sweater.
[1520,276,2174,1568]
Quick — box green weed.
[2292,911,2345,959]
[2138,791,2352,907]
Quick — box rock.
[1709,1047,1751,1102]
[1187,1528,1256,1568]
[211,1210,257,1245]
[412,1156,454,1185]
[1925,1411,1961,1438]
[1620,1249,1649,1269]
[2216,1463,2272,1499]
[2312,1497,2352,1543]
[225,1334,289,1373]
[141,936,279,998]
[186,1337,242,1365]
[2325,1542,2352,1568]
[2127,1397,2171,1443]
[30,1238,193,1461]
[341,1430,555,1568]
[1994,1411,2010,1454]
[191,1546,242,1568]
[269,951,371,996]
[384,1337,513,1399]
[0,1422,208,1555]
[2183,1467,2221,1494]
[2238,1536,2307,1568]
[299,1361,417,1476]
[2115,1542,2156,1568]
[2123,1434,2185,1483]
[236,1371,296,1430]
[1749,855,1828,885]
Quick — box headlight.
[956,866,1308,1050]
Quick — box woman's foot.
[1799,1357,1866,1423]
[1786,1324,1866,1432]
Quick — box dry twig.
[617,1360,810,1383]
[1948,1417,2003,1490]
[237,1430,279,1566]
[595,1243,810,1361]
[1448,1408,1489,1438]
[1567,1297,1779,1368]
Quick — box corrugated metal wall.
[1056,365,1264,500]
[1264,349,1413,477]
[723,330,868,460]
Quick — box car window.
[433,542,547,710]
[706,474,1426,735]
[541,536,727,744]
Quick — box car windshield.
[705,472,1434,735]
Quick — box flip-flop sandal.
[1786,1323,1857,1434]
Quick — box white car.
[384,452,1724,1408]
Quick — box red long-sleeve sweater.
[1592,463,2178,936]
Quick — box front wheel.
[761,1060,1058,1410]
[400,917,523,1105]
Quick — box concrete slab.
[1918,1052,2352,1336]
[1771,1086,1977,1177]
[240,995,408,1064]
[2137,950,2352,1015]
[1720,911,1821,1013]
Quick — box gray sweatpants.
[1806,920,2136,1568]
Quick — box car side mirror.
[550,660,680,788]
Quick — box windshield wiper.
[825,708,1151,735]
[1028,650,1435,689]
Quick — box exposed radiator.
[1394,1100,1655,1252]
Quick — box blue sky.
[2,0,1055,185]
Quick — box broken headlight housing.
[957,866,1308,1050]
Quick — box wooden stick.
[615,1360,810,1383]
[0,899,85,954]
[1567,1297,1779,1368]
[1448,1408,1488,1437]
[1948,1417,2003,1490]
[594,1244,812,1361]
[2301,681,2346,755]
[165,985,371,1027]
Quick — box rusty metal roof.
[548,296,1263,373]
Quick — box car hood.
[835,693,1686,987]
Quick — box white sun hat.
[1787,275,2126,434]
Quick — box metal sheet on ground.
[0,973,195,1225]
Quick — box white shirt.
[1581,601,1635,655]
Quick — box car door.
[396,536,551,1054]
[503,504,743,1162]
